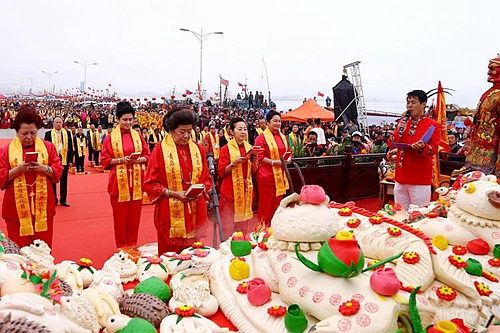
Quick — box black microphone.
[206,152,215,175]
[398,111,411,138]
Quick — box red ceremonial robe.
[143,141,211,254]
[0,141,63,247]
[100,128,150,248]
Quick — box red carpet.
[0,137,380,331]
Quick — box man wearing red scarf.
[387,90,440,210]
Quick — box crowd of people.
[0,77,484,253]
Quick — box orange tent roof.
[281,98,334,122]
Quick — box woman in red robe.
[217,117,258,239]
[144,108,211,254]
[101,102,150,248]
[0,105,63,247]
[254,110,291,229]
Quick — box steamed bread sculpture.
[210,185,435,333]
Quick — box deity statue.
[464,54,500,176]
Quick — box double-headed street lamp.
[73,61,98,92]
[41,71,58,94]
[179,28,223,96]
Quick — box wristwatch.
[230,163,235,167]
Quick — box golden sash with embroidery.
[161,134,202,238]
[76,136,86,156]
[110,127,143,202]
[51,129,69,165]
[263,128,289,196]
[94,131,103,151]
[228,139,253,222]
[209,133,220,159]
[9,137,49,236]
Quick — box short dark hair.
[229,117,245,131]
[307,131,318,138]
[132,124,141,131]
[14,105,42,131]
[314,118,321,125]
[116,101,135,119]
[407,90,427,104]
[307,118,314,125]
[266,110,281,122]
[163,107,197,131]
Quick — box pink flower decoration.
[177,252,193,261]
[194,249,209,257]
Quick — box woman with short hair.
[144,107,211,254]
[0,105,63,247]
[100,101,149,248]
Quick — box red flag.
[185,89,193,95]
[317,91,324,97]
[238,82,244,87]
[431,81,450,189]
[220,77,229,86]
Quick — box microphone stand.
[206,154,224,247]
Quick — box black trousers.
[75,156,85,172]
[94,150,101,166]
[53,164,69,202]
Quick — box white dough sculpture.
[0,253,27,287]
[0,292,93,333]
[136,255,169,282]
[60,291,100,332]
[169,268,218,317]
[160,312,229,333]
[56,262,84,291]
[20,239,54,269]
[102,250,137,283]
[88,269,124,300]
[60,259,97,288]
[83,288,121,328]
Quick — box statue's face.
[487,57,500,85]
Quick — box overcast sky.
[1,0,497,108]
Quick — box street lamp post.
[179,28,223,98]
[73,61,98,92]
[41,71,58,94]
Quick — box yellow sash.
[8,137,49,236]
[289,132,299,146]
[263,128,289,196]
[161,134,202,238]
[110,127,143,202]
[76,136,86,156]
[51,129,69,165]
[94,131,103,151]
[209,133,220,159]
[228,139,253,222]
[257,128,264,135]
[224,128,231,143]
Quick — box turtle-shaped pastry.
[119,293,168,327]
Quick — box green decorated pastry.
[134,276,172,303]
